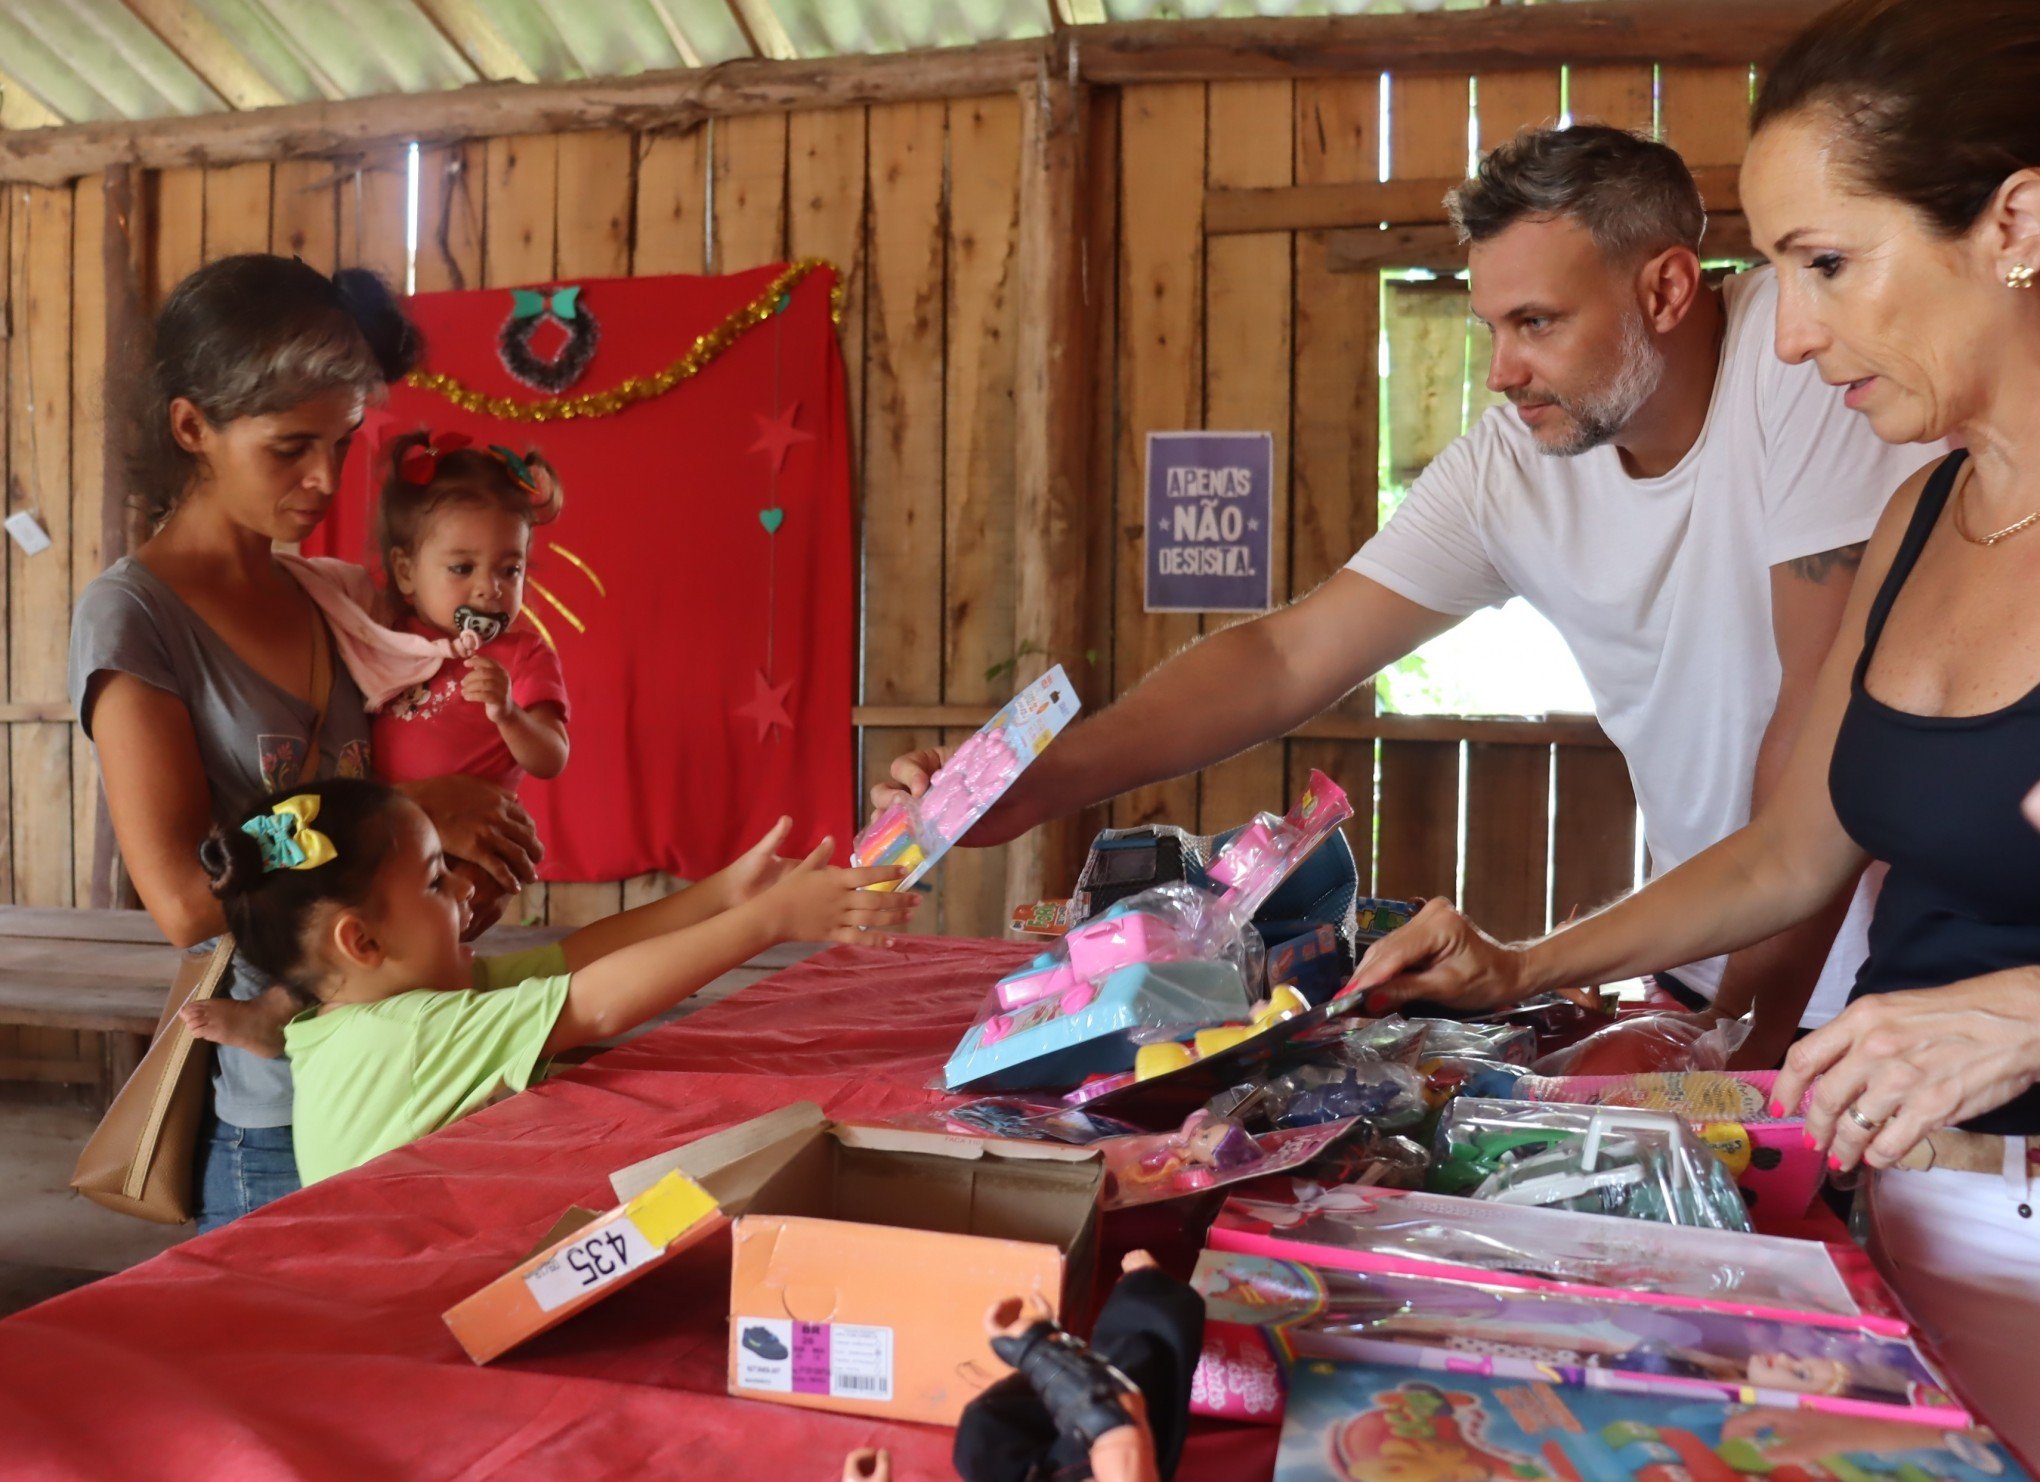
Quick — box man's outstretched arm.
[875,571,1458,845]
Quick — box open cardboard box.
[712,1113,1103,1426]
[444,1101,834,1363]
[448,1102,1106,1421]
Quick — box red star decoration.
[749,401,814,474]
[734,670,796,742]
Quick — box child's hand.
[759,838,918,944]
[721,815,801,906]
[453,629,483,660]
[462,655,515,724]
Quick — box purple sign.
[1145,431,1273,613]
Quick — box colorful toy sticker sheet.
[1274,1359,2024,1482]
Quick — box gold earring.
[2008,263,2038,290]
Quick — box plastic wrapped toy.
[944,952,1254,1094]
[911,1098,1144,1146]
[853,665,1079,891]
[1244,1061,1429,1133]
[1069,824,1215,925]
[1430,1099,1753,1231]
[1209,1180,1915,1332]
[948,775,1354,1095]
[1530,1010,1749,1077]
[1098,1110,1360,1210]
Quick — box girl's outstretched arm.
[558,816,813,966]
[542,842,913,1054]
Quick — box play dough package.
[852,664,1080,891]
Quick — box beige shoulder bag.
[72,620,333,1224]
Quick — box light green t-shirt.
[284,944,571,1186]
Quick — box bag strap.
[124,934,237,1201]
[297,608,335,785]
[122,609,337,1199]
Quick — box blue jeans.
[194,1114,300,1234]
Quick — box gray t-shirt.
[69,557,373,1128]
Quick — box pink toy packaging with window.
[853,664,1080,891]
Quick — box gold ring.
[1846,1106,1884,1133]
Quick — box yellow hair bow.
[241,794,338,873]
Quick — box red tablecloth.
[0,938,1280,1482]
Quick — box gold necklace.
[1953,464,2040,546]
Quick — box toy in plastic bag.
[853,664,1079,891]
[1405,1019,1536,1067]
[1068,823,1214,925]
[1530,1010,1750,1078]
[945,774,1353,1094]
[1209,1180,1915,1331]
[923,1097,1144,1146]
[1099,1109,1360,1210]
[1241,1061,1430,1133]
[1288,1130,1432,1191]
[1430,1099,1752,1231]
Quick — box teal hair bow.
[488,444,535,490]
[510,285,581,321]
[240,795,337,873]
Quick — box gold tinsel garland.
[404,259,845,423]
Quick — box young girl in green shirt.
[198,777,915,1185]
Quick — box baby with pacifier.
[185,431,574,1055]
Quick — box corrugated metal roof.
[0,0,1496,127]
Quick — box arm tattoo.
[1785,541,1868,584]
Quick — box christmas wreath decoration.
[497,285,599,394]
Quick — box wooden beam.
[723,0,800,62]
[0,68,66,130]
[1210,164,1742,236]
[1328,210,1756,273]
[409,0,540,84]
[0,42,1043,186]
[1074,0,1828,83]
[855,705,1615,748]
[118,0,288,111]
[1009,54,1094,912]
[101,167,148,563]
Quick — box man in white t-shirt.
[877,125,1939,1067]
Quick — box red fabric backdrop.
[306,264,855,881]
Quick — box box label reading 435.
[524,1219,660,1312]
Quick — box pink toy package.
[1188,1245,1969,1429]
[852,664,1080,892]
[1207,1178,1917,1336]
[1207,771,1354,920]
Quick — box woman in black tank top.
[1828,450,2040,1137]
[1342,0,2040,1444]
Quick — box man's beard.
[1513,312,1668,457]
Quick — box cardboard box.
[723,1117,1105,1426]
[444,1102,826,1363]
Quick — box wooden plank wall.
[0,54,1765,1062]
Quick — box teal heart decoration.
[758,508,785,534]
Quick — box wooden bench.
[0,906,568,1106]
[0,908,179,1101]
[0,906,818,1105]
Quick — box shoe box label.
[523,1217,661,1313]
[736,1318,894,1402]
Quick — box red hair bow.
[398,430,472,485]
